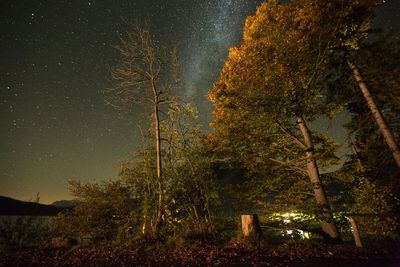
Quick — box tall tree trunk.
[348,60,400,169]
[139,126,151,235]
[198,190,214,233]
[297,116,341,241]
[348,216,363,248]
[153,99,163,234]
[204,199,214,233]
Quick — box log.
[241,214,263,240]
[348,216,362,248]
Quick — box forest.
[1,0,400,266]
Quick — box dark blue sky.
[0,0,399,203]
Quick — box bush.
[49,180,140,244]
[0,215,50,249]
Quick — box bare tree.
[105,22,179,235]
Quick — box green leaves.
[50,178,140,242]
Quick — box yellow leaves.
[243,15,255,43]
[338,21,371,50]
[227,47,240,61]
[243,0,292,44]
[207,91,217,104]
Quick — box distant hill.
[0,196,65,216]
[51,200,77,209]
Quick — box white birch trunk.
[153,100,163,233]
[348,216,362,248]
[348,60,400,169]
[297,116,341,240]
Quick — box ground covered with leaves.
[1,241,399,266]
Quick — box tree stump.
[348,216,362,248]
[241,214,263,240]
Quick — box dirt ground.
[1,242,399,266]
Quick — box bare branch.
[267,157,308,175]
[274,120,306,149]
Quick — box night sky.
[1,1,399,204]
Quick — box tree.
[310,0,400,168]
[114,101,220,239]
[161,101,219,235]
[208,0,343,241]
[118,143,158,237]
[50,180,140,243]
[331,136,400,240]
[330,34,400,235]
[105,23,179,234]
[346,35,400,169]
[348,34,400,182]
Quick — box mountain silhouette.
[51,199,77,209]
[0,196,66,216]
